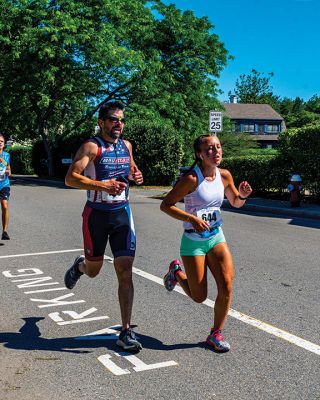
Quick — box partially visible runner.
[64,101,144,351]
[0,134,12,240]
[160,134,252,352]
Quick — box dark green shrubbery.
[221,154,290,196]
[9,145,34,175]
[124,119,184,185]
[279,124,320,199]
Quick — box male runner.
[64,102,143,351]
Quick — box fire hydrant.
[287,174,303,207]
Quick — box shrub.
[9,145,34,175]
[279,125,320,199]
[221,154,291,195]
[124,119,184,185]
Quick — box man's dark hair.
[98,101,125,120]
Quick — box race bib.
[196,207,222,228]
[101,191,126,203]
[100,179,127,203]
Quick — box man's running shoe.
[64,255,84,289]
[206,328,230,352]
[1,231,10,240]
[116,328,142,351]
[163,259,182,291]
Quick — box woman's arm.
[220,169,252,208]
[160,173,210,232]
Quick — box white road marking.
[133,267,320,356]
[0,249,83,259]
[1,249,319,356]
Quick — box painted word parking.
[1,250,178,376]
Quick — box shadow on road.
[11,177,67,190]
[221,207,320,230]
[1,317,204,354]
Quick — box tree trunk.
[39,120,55,177]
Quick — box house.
[223,98,286,148]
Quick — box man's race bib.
[101,190,126,203]
[196,207,223,228]
[100,179,127,203]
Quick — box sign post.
[209,111,223,133]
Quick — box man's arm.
[65,141,126,195]
[124,140,143,185]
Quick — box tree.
[279,96,320,128]
[0,0,228,176]
[231,69,280,109]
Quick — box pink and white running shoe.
[206,328,230,352]
[163,259,182,291]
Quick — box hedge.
[220,155,291,195]
[8,145,34,175]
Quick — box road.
[1,181,319,400]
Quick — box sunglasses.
[106,116,126,124]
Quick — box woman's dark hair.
[98,101,125,120]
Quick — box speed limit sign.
[209,111,222,133]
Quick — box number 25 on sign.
[209,111,222,133]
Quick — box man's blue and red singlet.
[84,136,131,211]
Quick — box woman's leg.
[176,255,208,303]
[206,242,234,330]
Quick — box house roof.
[223,103,284,121]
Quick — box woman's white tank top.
[183,166,225,230]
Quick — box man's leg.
[78,259,104,278]
[113,255,142,351]
[113,256,134,329]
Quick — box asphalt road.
[1,181,319,400]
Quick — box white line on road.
[133,267,320,356]
[1,249,319,356]
[0,249,83,259]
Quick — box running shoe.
[1,231,10,240]
[206,328,230,352]
[163,259,182,291]
[116,328,142,351]
[64,255,84,289]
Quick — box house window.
[242,124,255,132]
[265,125,279,133]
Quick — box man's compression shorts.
[82,203,136,261]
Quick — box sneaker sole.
[206,338,230,352]
[116,339,142,351]
[163,272,175,291]
[64,256,84,289]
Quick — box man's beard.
[102,126,121,139]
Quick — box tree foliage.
[0,0,228,176]
[231,69,280,110]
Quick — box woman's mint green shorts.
[180,227,226,256]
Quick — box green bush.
[221,154,291,195]
[9,145,34,175]
[279,124,320,199]
[124,119,184,185]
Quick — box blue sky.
[163,0,320,102]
